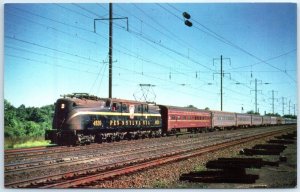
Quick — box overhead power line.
[165,3,296,83]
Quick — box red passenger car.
[251,115,263,126]
[159,105,212,134]
[211,111,236,130]
[236,113,252,128]
[262,116,271,126]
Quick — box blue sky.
[4,3,297,115]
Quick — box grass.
[152,180,169,188]
[193,164,206,172]
[5,136,52,149]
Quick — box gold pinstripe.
[69,111,161,119]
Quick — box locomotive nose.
[53,99,74,130]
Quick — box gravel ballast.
[88,131,296,189]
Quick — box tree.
[283,114,297,119]
[246,110,260,115]
[265,113,281,117]
[4,99,54,138]
[186,105,198,109]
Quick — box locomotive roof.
[58,97,106,107]
[108,98,156,105]
[158,105,209,112]
[60,93,156,106]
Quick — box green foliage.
[5,136,52,149]
[265,113,281,117]
[4,99,54,139]
[186,105,198,109]
[283,114,297,119]
[152,180,168,188]
[193,165,206,172]
[246,110,260,115]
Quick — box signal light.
[183,12,191,19]
[185,20,193,27]
[183,12,192,27]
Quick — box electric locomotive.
[45,93,162,145]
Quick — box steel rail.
[41,127,294,188]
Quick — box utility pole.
[272,90,274,114]
[269,90,278,114]
[282,97,286,116]
[250,79,262,113]
[221,55,223,111]
[93,3,128,98]
[289,100,291,115]
[251,79,269,114]
[213,55,231,111]
[293,104,296,116]
[108,3,113,98]
[255,79,257,113]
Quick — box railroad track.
[4,131,193,161]
[5,132,208,171]
[5,129,249,180]
[5,125,295,188]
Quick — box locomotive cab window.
[112,103,120,112]
[105,100,111,107]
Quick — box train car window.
[183,116,186,120]
[137,105,141,112]
[144,105,148,112]
[171,115,175,120]
[122,104,127,112]
[177,116,181,120]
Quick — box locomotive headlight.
[61,103,65,109]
